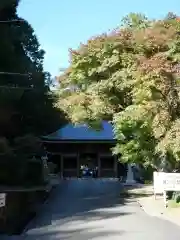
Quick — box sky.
[18,0,180,78]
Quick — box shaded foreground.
[6,179,180,239]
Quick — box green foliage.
[113,105,157,166]
[0,155,46,186]
[0,1,66,139]
[0,1,66,186]
[56,13,180,169]
[121,13,150,29]
[0,135,46,186]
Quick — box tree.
[0,0,66,139]
[0,0,66,187]
[56,13,180,170]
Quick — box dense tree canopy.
[0,0,67,161]
[0,0,66,141]
[0,0,67,186]
[57,13,180,170]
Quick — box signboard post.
[153,172,180,208]
[0,193,6,208]
[163,190,168,208]
[153,172,164,199]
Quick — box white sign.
[0,193,6,207]
[153,171,180,208]
[153,171,165,194]
[162,173,180,191]
[153,171,180,192]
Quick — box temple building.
[42,121,127,179]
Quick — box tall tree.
[0,0,66,187]
[56,13,180,170]
[0,0,66,140]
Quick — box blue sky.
[18,0,180,77]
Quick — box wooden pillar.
[114,155,118,178]
[98,153,101,177]
[60,154,63,179]
[77,153,80,177]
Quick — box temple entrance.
[80,153,97,168]
[79,153,98,177]
[43,121,125,179]
[49,153,123,179]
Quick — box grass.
[144,180,153,184]
[168,200,180,208]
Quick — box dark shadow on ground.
[122,192,153,199]
[122,185,153,199]
[21,180,135,239]
[24,227,126,240]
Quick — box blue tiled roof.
[43,121,114,141]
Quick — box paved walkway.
[3,180,180,239]
[129,185,180,227]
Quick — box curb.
[137,199,152,215]
[137,198,165,218]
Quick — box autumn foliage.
[56,13,180,170]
